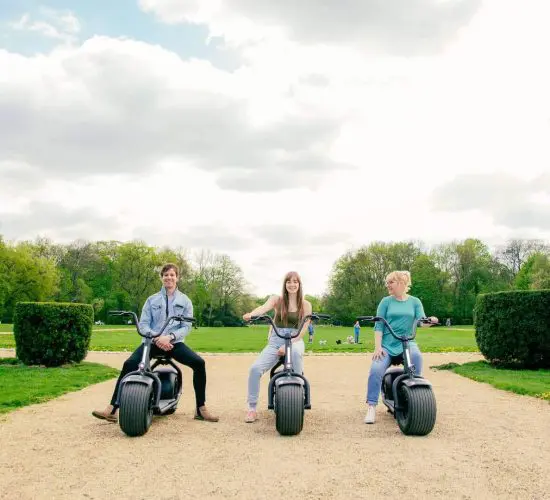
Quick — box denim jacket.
[138,287,193,343]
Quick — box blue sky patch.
[0,0,237,69]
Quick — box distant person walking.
[353,320,361,344]
[308,322,315,343]
[446,318,451,327]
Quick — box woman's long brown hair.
[276,271,304,326]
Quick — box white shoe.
[364,405,376,424]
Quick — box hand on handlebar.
[242,312,252,322]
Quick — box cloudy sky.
[1,0,549,296]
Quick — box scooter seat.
[385,366,404,375]
[152,354,173,365]
[389,354,404,366]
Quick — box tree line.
[326,239,550,325]
[0,235,548,326]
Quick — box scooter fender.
[121,374,154,387]
[116,372,162,409]
[392,375,432,412]
[401,377,432,389]
[268,373,311,410]
[275,375,305,388]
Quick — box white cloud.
[0,36,348,193]
[138,0,482,55]
[432,173,550,230]
[9,8,80,44]
[1,0,550,295]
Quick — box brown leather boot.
[92,409,118,423]
[194,405,219,422]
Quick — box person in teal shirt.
[364,271,437,424]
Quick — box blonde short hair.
[385,270,411,292]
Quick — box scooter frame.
[357,315,436,416]
[109,310,194,415]
[249,313,330,411]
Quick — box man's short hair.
[160,263,179,277]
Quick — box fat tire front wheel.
[396,385,437,436]
[119,383,154,437]
[275,384,305,436]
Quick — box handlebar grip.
[313,313,331,319]
[419,317,438,325]
[172,315,196,323]
[356,315,376,322]
[108,310,127,315]
[250,315,270,322]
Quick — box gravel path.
[1,351,549,499]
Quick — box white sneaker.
[364,405,376,424]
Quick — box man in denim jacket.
[92,263,219,423]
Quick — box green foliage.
[432,360,550,401]
[410,254,450,319]
[474,290,550,368]
[305,294,326,313]
[515,253,550,290]
[1,234,548,331]
[0,358,119,414]
[14,302,94,367]
[497,238,548,277]
[326,241,421,325]
[0,241,59,322]
[112,241,166,314]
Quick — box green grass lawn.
[433,361,550,402]
[0,358,120,414]
[0,324,477,353]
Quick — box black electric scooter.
[249,313,329,436]
[109,310,195,437]
[357,315,438,436]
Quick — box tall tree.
[515,253,550,290]
[112,241,165,313]
[0,243,59,322]
[188,250,246,326]
[326,241,422,325]
[410,254,451,319]
[496,239,549,277]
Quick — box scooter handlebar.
[249,312,331,339]
[356,315,437,341]
[108,310,196,338]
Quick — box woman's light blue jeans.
[366,345,423,405]
[247,328,305,408]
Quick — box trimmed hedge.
[474,290,550,368]
[14,302,94,367]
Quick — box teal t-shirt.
[374,295,426,356]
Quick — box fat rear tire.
[119,383,154,437]
[396,385,437,436]
[275,384,304,436]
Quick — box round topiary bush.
[14,302,94,367]
[474,290,550,368]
